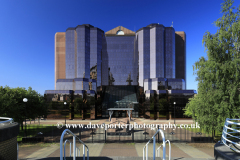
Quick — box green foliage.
[184,0,240,133]
[158,98,168,114]
[150,96,155,111]
[0,86,46,124]
[74,97,84,111]
[87,96,95,106]
[49,101,65,110]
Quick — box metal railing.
[156,140,171,160]
[221,118,240,153]
[0,117,13,126]
[60,129,89,160]
[143,129,166,160]
[65,139,80,158]
[64,139,72,158]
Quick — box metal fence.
[18,124,213,143]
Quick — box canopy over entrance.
[108,108,134,122]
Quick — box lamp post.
[174,102,176,124]
[23,98,28,137]
[64,102,67,125]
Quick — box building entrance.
[108,108,133,122]
[113,110,126,118]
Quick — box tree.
[150,94,157,111]
[184,0,240,134]
[0,86,47,129]
[158,98,168,116]
[74,97,84,113]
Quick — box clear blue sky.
[1,0,239,96]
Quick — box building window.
[116,30,124,35]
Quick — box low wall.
[214,141,240,159]
[0,122,19,160]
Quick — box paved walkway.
[19,118,214,160]
[173,143,212,159]
[23,144,59,159]
[19,142,215,160]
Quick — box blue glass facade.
[103,35,137,85]
[76,25,90,79]
[51,24,189,96]
[90,28,103,87]
[65,28,76,79]
[54,25,102,92]
[167,78,185,90]
[101,35,108,85]
[164,27,175,78]
[43,24,198,120]
[150,25,165,78]
[137,28,150,87]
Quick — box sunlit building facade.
[45,23,196,118]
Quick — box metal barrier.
[0,117,13,125]
[221,118,240,153]
[156,140,171,160]
[60,129,89,160]
[143,129,167,160]
[64,139,81,158]
[64,139,72,158]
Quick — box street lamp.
[23,98,28,137]
[174,102,176,124]
[64,102,67,125]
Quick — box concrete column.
[127,110,131,121]
[109,110,113,122]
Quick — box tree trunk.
[21,121,23,130]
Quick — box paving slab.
[18,146,45,159]
[73,143,104,156]
[100,143,138,157]
[25,144,59,159]
[19,142,215,160]
[174,143,213,159]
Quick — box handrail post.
[60,134,63,160]
[70,143,72,157]
[87,148,89,160]
[165,140,171,160]
[153,137,156,160]
[60,129,89,160]
[142,129,167,160]
[105,129,106,143]
[143,146,145,160]
[146,144,148,160]
[169,141,171,160]
[83,144,85,160]
[73,136,76,160]
[162,140,166,159]
[64,141,66,158]
[158,146,162,157]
